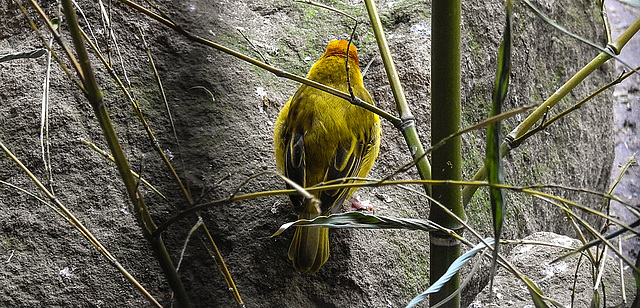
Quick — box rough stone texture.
[0,0,622,307]
[471,232,635,307]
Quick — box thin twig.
[236,28,269,64]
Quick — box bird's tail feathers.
[288,225,329,273]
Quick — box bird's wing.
[330,122,381,214]
[319,138,366,214]
[284,131,307,213]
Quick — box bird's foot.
[345,197,374,213]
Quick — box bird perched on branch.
[273,40,381,273]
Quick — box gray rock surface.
[0,0,621,307]
[471,232,635,307]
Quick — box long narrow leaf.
[272,212,449,236]
[487,0,512,293]
[405,238,495,308]
[522,276,552,308]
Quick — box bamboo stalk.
[58,0,192,306]
[363,0,431,186]
[429,0,463,305]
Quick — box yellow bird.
[274,40,381,273]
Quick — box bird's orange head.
[320,40,359,67]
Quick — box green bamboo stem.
[429,0,463,306]
[513,65,638,146]
[462,15,640,206]
[58,0,192,306]
[363,0,431,186]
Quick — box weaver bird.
[273,40,381,273]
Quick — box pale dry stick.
[97,0,108,35]
[619,238,626,304]
[4,250,15,263]
[169,218,205,307]
[593,245,609,294]
[176,217,204,272]
[600,0,613,44]
[96,0,131,86]
[0,140,162,307]
[97,0,112,64]
[40,37,54,193]
[71,0,99,46]
[599,152,638,226]
[236,28,269,64]
[361,56,375,78]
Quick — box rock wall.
[0,0,616,306]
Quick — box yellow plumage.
[273,40,381,273]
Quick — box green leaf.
[486,0,512,293]
[522,276,551,308]
[271,212,448,237]
[51,17,59,31]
